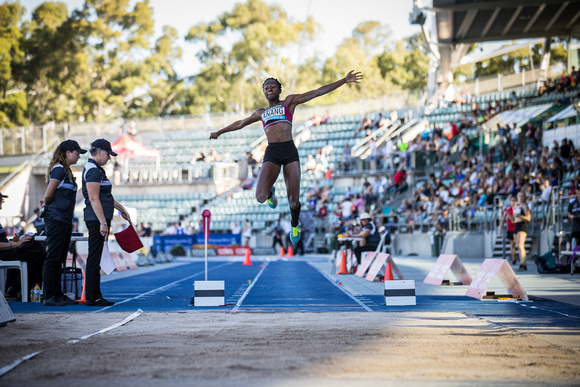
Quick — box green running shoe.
[267,186,277,209]
[290,221,301,243]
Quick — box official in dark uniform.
[351,212,380,264]
[83,139,131,307]
[41,140,86,306]
[568,187,580,248]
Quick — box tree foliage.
[2,0,571,129]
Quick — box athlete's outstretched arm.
[286,70,362,107]
[209,110,262,139]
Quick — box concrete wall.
[392,231,487,257]
[392,233,432,256]
[447,231,485,258]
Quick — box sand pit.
[1,311,579,385]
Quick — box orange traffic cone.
[287,245,294,258]
[280,246,285,257]
[337,250,349,274]
[383,262,394,282]
[243,247,253,265]
[78,277,86,304]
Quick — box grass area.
[0,166,19,173]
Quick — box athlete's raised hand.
[345,70,363,84]
[209,131,220,140]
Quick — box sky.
[22,0,420,77]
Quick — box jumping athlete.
[210,70,363,243]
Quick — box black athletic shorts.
[263,140,300,166]
[514,222,529,234]
[506,231,514,241]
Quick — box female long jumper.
[210,70,363,243]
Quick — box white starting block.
[384,280,416,306]
[193,281,225,307]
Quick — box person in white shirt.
[242,219,252,247]
[469,170,479,185]
[164,223,177,235]
[540,179,552,203]
[323,141,333,156]
[383,138,395,170]
[340,196,354,221]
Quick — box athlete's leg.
[517,231,527,270]
[510,239,516,264]
[283,161,301,221]
[255,161,281,203]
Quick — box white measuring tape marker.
[70,308,143,343]
[0,309,143,378]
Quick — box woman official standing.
[210,70,362,244]
[41,140,86,306]
[510,191,531,271]
[83,139,130,306]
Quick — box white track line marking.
[0,351,41,377]
[309,262,373,312]
[519,303,580,319]
[95,262,233,312]
[232,262,269,312]
[0,309,143,378]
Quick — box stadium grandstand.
[0,0,579,272]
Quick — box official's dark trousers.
[43,217,72,300]
[272,235,283,250]
[85,219,110,303]
[354,244,377,264]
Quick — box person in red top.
[498,195,517,264]
[393,168,407,186]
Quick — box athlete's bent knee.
[288,198,300,209]
[256,192,268,203]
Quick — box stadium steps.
[492,235,533,259]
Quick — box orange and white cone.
[78,277,86,304]
[243,247,253,265]
[383,262,394,282]
[337,250,349,274]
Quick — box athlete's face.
[263,81,280,100]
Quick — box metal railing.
[114,162,239,185]
[0,89,428,157]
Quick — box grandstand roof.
[433,0,580,44]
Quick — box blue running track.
[7,259,580,330]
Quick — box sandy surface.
[1,311,579,386]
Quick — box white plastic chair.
[0,261,28,302]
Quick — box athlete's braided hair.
[263,77,282,90]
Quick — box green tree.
[376,33,428,91]
[185,0,317,112]
[138,25,184,117]
[321,21,392,101]
[70,0,154,121]
[0,1,27,127]
[21,0,81,124]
